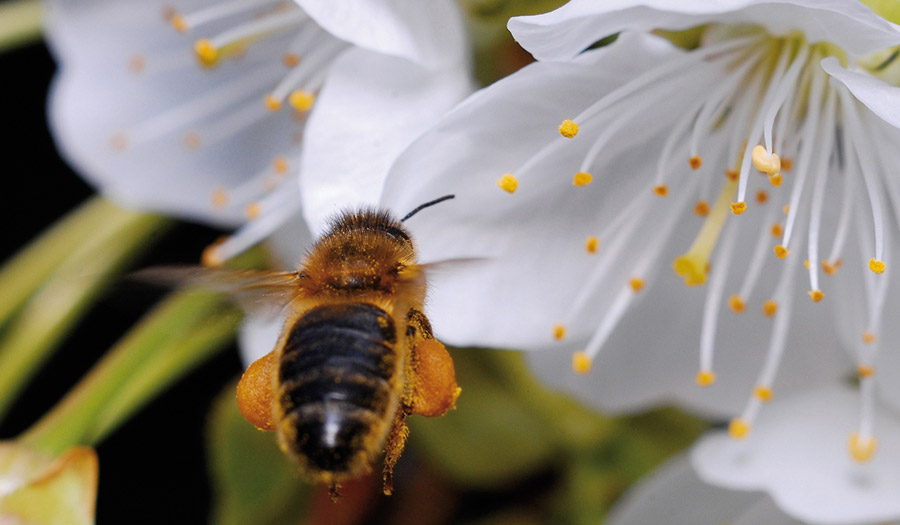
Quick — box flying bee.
[141,195,460,498]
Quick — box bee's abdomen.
[278,303,398,474]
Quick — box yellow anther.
[653,184,668,197]
[674,177,738,286]
[804,259,810,269]
[497,173,518,193]
[573,172,592,186]
[264,94,282,112]
[282,53,301,67]
[834,258,843,269]
[170,14,188,33]
[751,145,781,174]
[273,156,288,174]
[572,352,592,374]
[629,277,645,292]
[689,155,702,170]
[288,90,315,112]
[110,132,129,151]
[781,157,793,171]
[762,299,778,317]
[128,55,146,74]
[184,132,201,150]
[696,370,716,387]
[768,173,783,187]
[753,386,773,402]
[725,169,738,181]
[858,364,876,377]
[774,245,789,258]
[585,236,599,254]
[771,223,783,237]
[728,294,745,313]
[822,260,838,275]
[553,324,566,341]
[783,204,790,215]
[201,237,227,267]
[756,190,768,203]
[245,202,261,220]
[694,200,710,216]
[730,201,746,215]
[728,418,751,439]
[848,433,877,463]
[862,332,876,344]
[808,289,824,302]
[869,258,886,274]
[211,189,228,209]
[558,119,579,138]
[194,39,219,67]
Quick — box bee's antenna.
[400,194,455,222]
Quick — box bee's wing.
[131,266,305,315]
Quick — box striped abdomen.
[277,303,399,475]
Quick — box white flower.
[45,0,472,265]
[381,0,900,492]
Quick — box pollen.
[573,172,592,186]
[629,277,644,292]
[781,157,793,171]
[728,294,745,313]
[689,155,702,170]
[762,300,778,317]
[751,145,781,174]
[673,254,708,286]
[558,119,579,138]
[245,202,261,220]
[771,223,783,237]
[774,245,789,258]
[273,156,288,174]
[730,201,746,215]
[694,201,709,216]
[728,418,751,439]
[725,169,738,181]
[862,332,876,344]
[211,188,228,209]
[572,351,592,374]
[201,237,227,267]
[553,324,566,341]
[282,53,301,67]
[264,94,283,112]
[497,173,518,193]
[822,260,838,275]
[753,386,773,402]
[194,39,219,67]
[808,289,824,302]
[585,236,599,254]
[128,55,146,74]
[653,185,668,197]
[183,132,201,150]
[170,14,188,33]
[768,173,783,187]
[848,433,877,463]
[288,90,315,112]
[804,259,810,269]
[858,364,875,378]
[869,258,886,274]
[756,190,768,203]
[783,205,790,215]
[695,370,716,387]
[110,132,129,151]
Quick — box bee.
[142,195,460,499]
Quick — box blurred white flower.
[45,0,472,265]
[381,0,900,471]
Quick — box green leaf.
[207,380,312,525]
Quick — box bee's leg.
[328,482,342,502]
[382,409,409,496]
[235,350,277,431]
[405,310,460,418]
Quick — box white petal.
[380,32,681,349]
[607,455,785,525]
[509,0,900,61]
[299,47,472,236]
[822,56,900,129]
[294,0,467,68]
[693,386,900,524]
[238,314,284,367]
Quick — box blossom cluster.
[44,0,900,522]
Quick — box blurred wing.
[131,266,304,314]
[418,257,488,277]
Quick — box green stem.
[0,205,170,419]
[0,0,42,54]
[20,291,239,455]
[0,197,118,328]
